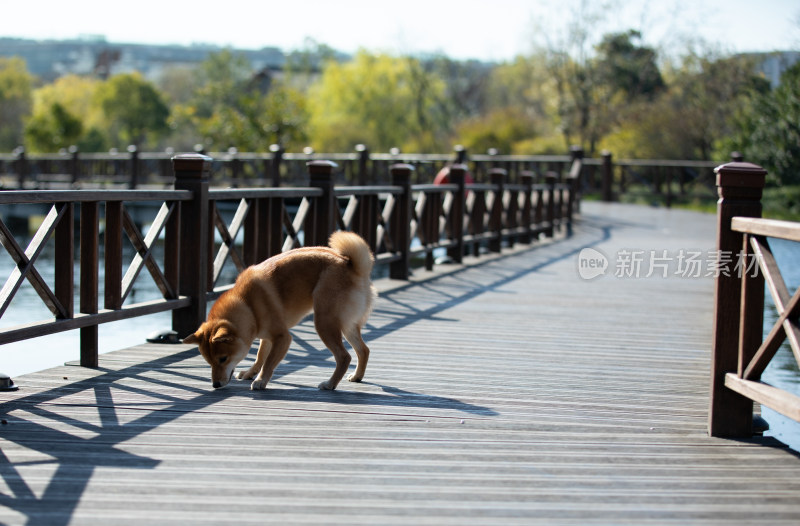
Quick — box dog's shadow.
[230,342,498,417]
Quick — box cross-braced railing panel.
[210,198,250,289]
[722,216,800,425]
[0,191,192,354]
[742,234,800,380]
[119,202,178,304]
[206,189,334,298]
[283,197,311,252]
[0,203,71,320]
[334,191,398,256]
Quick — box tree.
[24,102,83,151]
[306,51,449,152]
[26,74,107,151]
[0,57,34,151]
[596,30,664,100]
[730,61,800,185]
[664,52,766,160]
[456,107,538,155]
[601,52,767,161]
[95,72,170,148]
[179,50,308,151]
[285,38,340,76]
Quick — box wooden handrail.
[731,217,800,243]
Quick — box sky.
[3,0,799,61]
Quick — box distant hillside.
[0,36,288,82]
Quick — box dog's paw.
[347,373,362,383]
[237,370,255,380]
[250,379,268,390]
[318,380,336,391]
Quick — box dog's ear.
[211,326,234,344]
[183,332,201,345]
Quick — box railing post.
[390,163,413,280]
[709,161,766,438]
[356,144,370,186]
[447,164,467,263]
[570,145,584,213]
[128,145,140,189]
[228,147,240,187]
[306,160,338,247]
[80,201,99,367]
[269,144,283,187]
[601,150,613,202]
[520,171,534,244]
[172,153,212,338]
[489,168,506,253]
[544,172,557,238]
[69,145,80,187]
[13,147,27,189]
[454,145,467,165]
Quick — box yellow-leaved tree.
[306,51,450,153]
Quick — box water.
[0,211,240,378]
[759,238,800,451]
[1,216,799,453]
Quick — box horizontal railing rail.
[709,162,800,437]
[0,153,579,370]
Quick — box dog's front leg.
[250,332,292,390]
[237,338,271,381]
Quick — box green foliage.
[25,74,105,152]
[177,50,308,151]
[0,57,34,150]
[602,53,766,162]
[595,31,664,99]
[544,28,667,156]
[307,51,450,152]
[763,186,800,220]
[456,108,537,154]
[96,72,170,148]
[24,102,83,151]
[725,61,800,186]
[285,38,339,75]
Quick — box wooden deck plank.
[2,202,800,525]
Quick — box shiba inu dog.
[183,231,377,391]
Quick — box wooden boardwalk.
[1,202,799,525]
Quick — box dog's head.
[183,321,250,389]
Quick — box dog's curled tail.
[329,231,374,277]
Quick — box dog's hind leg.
[315,320,351,390]
[343,325,369,383]
[237,338,270,381]
[250,332,292,390]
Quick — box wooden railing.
[590,150,723,207]
[0,153,579,368]
[709,162,800,437]
[0,145,580,188]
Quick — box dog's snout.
[212,381,222,389]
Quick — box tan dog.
[183,231,377,391]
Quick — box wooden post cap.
[715,162,767,189]
[390,163,415,173]
[306,160,338,175]
[172,153,212,177]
